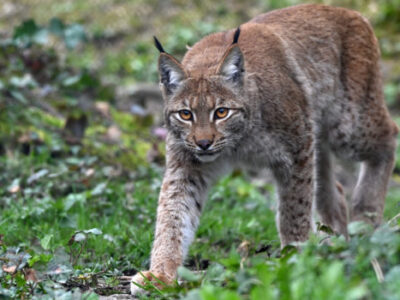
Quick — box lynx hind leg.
[315,140,348,236]
[351,135,397,225]
[330,19,398,226]
[329,107,398,227]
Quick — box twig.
[388,213,400,225]
[371,258,384,283]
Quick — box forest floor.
[1,1,400,299]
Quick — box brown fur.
[131,4,398,294]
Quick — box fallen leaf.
[7,178,21,193]
[95,101,110,118]
[83,228,102,235]
[27,169,49,184]
[85,168,95,177]
[24,268,38,282]
[73,232,86,242]
[237,240,250,258]
[40,234,53,250]
[91,182,107,196]
[8,184,20,193]
[2,264,17,273]
[1,248,31,271]
[105,125,122,143]
[63,114,88,145]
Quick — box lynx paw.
[130,270,173,295]
[317,182,348,238]
[350,209,381,227]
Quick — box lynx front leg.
[131,165,208,295]
[275,146,314,247]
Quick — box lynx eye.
[214,107,229,119]
[179,109,193,121]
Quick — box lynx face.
[166,78,248,162]
[157,38,248,162]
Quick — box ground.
[1,0,400,299]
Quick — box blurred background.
[1,0,400,298]
[1,0,400,165]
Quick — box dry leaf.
[18,132,31,144]
[8,184,20,193]
[95,101,110,118]
[85,168,95,177]
[237,240,250,258]
[2,264,17,274]
[104,125,122,144]
[24,268,38,282]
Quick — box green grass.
[1,142,400,298]
[1,0,400,298]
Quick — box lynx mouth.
[195,151,221,162]
[197,151,217,156]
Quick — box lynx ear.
[158,54,186,95]
[217,45,244,84]
[154,36,186,95]
[217,28,244,86]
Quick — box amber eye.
[179,109,193,121]
[214,107,229,119]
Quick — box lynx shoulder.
[131,4,398,295]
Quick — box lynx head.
[154,28,249,163]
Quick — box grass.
[1,138,400,298]
[1,0,400,299]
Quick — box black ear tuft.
[153,36,165,53]
[232,27,240,44]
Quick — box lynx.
[131,4,398,294]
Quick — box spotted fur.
[131,4,398,295]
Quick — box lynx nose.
[197,139,212,150]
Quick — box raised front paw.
[130,270,174,295]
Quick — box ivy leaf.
[9,90,27,104]
[83,228,102,235]
[64,193,86,211]
[48,18,65,37]
[13,19,39,42]
[177,266,202,282]
[348,221,373,236]
[73,233,86,242]
[9,74,37,88]
[27,169,49,184]
[40,234,53,250]
[91,182,107,196]
[62,74,81,87]
[64,24,86,49]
